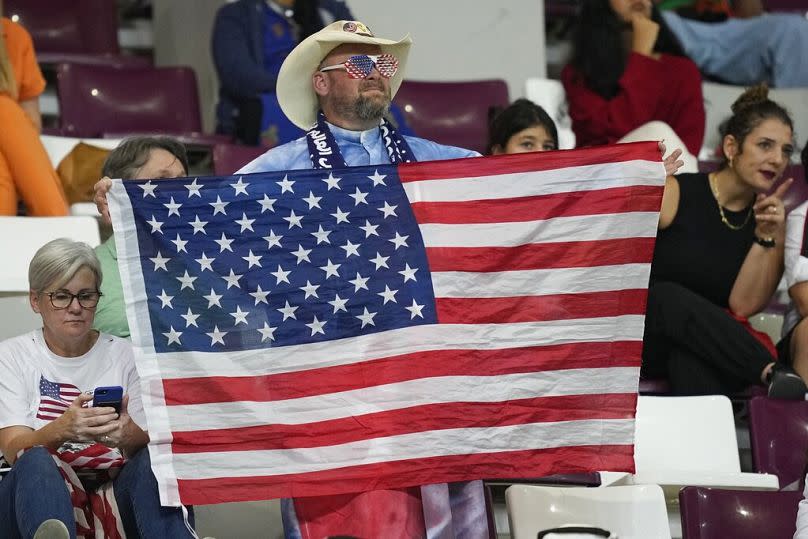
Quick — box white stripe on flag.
[431,264,651,298]
[170,417,636,478]
[166,367,640,429]
[150,315,647,379]
[418,212,659,248]
[402,160,663,202]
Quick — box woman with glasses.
[0,238,196,538]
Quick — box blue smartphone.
[93,386,123,415]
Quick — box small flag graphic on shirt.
[38,375,81,420]
[108,142,666,507]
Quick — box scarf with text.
[306,111,415,169]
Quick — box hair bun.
[731,83,770,114]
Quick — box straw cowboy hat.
[277,20,412,129]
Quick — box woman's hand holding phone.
[53,393,119,443]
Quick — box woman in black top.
[644,84,807,398]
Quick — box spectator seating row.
[503,395,808,538]
[491,395,787,537]
[50,61,509,156]
[506,483,801,539]
[12,0,512,154]
[5,0,149,67]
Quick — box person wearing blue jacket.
[212,0,353,146]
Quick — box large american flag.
[109,142,665,507]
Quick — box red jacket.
[561,52,705,155]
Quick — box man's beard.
[331,84,391,124]
[355,93,390,122]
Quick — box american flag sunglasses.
[319,54,399,79]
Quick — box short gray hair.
[101,136,189,179]
[29,238,103,293]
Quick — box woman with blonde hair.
[0,5,68,215]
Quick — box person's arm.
[0,393,118,465]
[784,204,808,316]
[791,281,808,317]
[658,175,681,229]
[561,54,668,147]
[18,97,42,132]
[729,179,792,317]
[211,4,277,98]
[797,474,808,539]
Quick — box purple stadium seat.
[638,378,671,395]
[212,144,271,176]
[5,0,118,55]
[749,396,808,491]
[764,0,808,12]
[679,486,801,539]
[56,63,203,139]
[392,79,510,155]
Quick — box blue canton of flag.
[121,165,438,353]
[40,376,66,400]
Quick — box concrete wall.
[345,0,546,100]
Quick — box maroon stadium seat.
[5,0,118,55]
[679,486,801,539]
[56,63,204,139]
[393,79,510,155]
[749,396,808,491]
[212,143,271,176]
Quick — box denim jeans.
[0,446,194,539]
[113,447,195,538]
[662,11,808,88]
[0,447,76,539]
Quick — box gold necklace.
[709,173,752,231]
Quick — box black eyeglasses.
[45,290,102,310]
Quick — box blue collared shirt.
[237,121,479,174]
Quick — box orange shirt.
[1,17,45,101]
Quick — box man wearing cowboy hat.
[237,20,479,174]
[237,19,489,539]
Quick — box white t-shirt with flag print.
[0,329,146,461]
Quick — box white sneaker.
[33,519,70,539]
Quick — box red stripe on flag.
[425,238,656,272]
[399,141,661,183]
[411,185,663,224]
[175,445,636,504]
[435,289,648,324]
[162,341,643,405]
[171,393,638,453]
